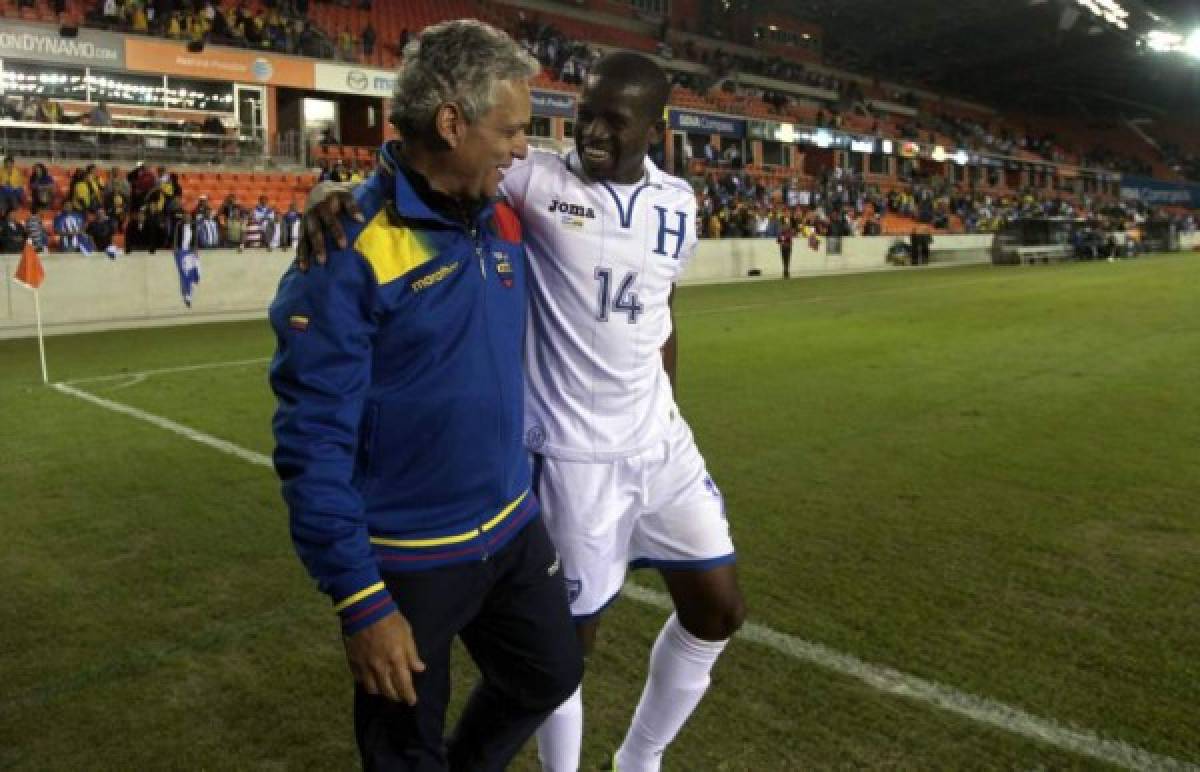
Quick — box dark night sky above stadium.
[726,0,1200,116]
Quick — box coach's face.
[439,78,532,200]
[575,75,657,184]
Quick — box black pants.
[354,516,583,771]
[779,244,792,277]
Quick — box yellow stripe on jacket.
[369,490,530,549]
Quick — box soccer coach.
[267,20,582,770]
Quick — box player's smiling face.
[574,76,657,184]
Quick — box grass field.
[2,256,1198,770]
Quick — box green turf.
[2,256,1197,769]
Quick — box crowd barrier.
[1,232,1191,341]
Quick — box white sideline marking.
[52,383,273,469]
[50,382,1198,772]
[622,584,1195,772]
[62,357,271,386]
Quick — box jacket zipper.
[473,222,505,562]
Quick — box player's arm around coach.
[267,20,582,770]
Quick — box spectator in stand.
[26,211,48,250]
[225,205,246,251]
[338,28,355,61]
[125,207,162,253]
[362,21,375,58]
[36,96,63,124]
[245,10,267,46]
[87,208,118,252]
[0,157,24,215]
[128,162,157,210]
[221,5,243,42]
[252,194,271,223]
[262,206,280,250]
[107,165,131,204]
[166,11,183,38]
[0,209,27,254]
[219,193,239,223]
[162,171,184,203]
[131,1,149,32]
[54,201,85,252]
[88,99,113,128]
[72,165,104,212]
[267,12,289,51]
[106,184,128,227]
[188,12,209,46]
[281,201,300,249]
[195,203,221,249]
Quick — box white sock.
[536,684,583,772]
[614,614,728,772]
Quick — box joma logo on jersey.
[548,198,596,219]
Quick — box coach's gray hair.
[389,19,539,143]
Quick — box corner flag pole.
[33,286,48,385]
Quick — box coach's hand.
[344,611,426,705]
[297,181,362,271]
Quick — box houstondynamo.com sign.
[0,21,124,66]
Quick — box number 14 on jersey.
[594,267,644,323]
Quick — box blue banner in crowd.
[1119,175,1200,208]
[669,110,746,138]
[531,90,577,118]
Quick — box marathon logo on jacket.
[548,197,595,229]
[409,260,460,293]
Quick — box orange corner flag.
[13,240,45,290]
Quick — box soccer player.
[302,50,746,772]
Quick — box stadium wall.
[4,233,1186,341]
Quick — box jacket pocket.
[358,402,382,482]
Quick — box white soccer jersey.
[501,148,698,462]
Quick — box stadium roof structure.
[761,0,1200,118]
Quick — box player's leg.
[614,421,745,772]
[533,454,639,772]
[354,566,487,770]
[448,516,584,771]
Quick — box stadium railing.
[0,119,264,165]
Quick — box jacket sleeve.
[268,244,397,635]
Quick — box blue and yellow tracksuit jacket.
[269,147,535,634]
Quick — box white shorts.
[532,416,736,619]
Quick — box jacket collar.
[376,141,494,231]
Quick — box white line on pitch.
[52,383,273,469]
[50,383,1198,772]
[624,583,1195,772]
[61,357,271,386]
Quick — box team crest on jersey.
[548,196,595,229]
[565,577,582,605]
[526,426,546,450]
[703,475,722,499]
[493,251,514,288]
